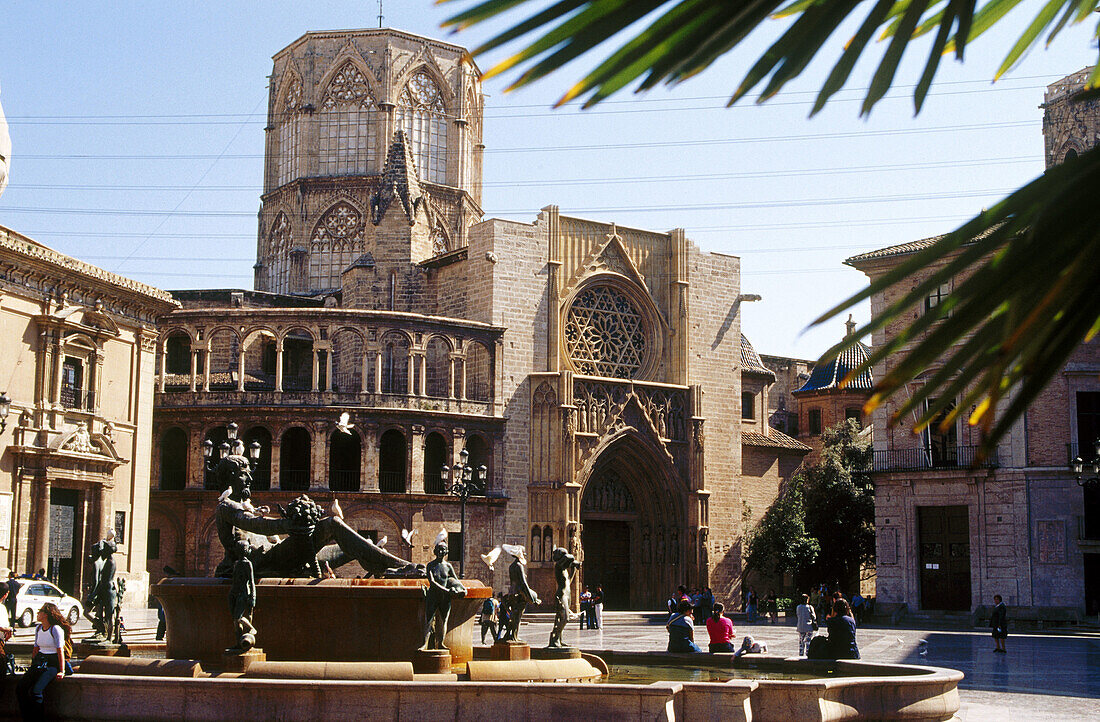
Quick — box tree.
[442,0,1100,456]
[745,419,874,589]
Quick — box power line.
[0,186,1013,218]
[0,156,1037,192]
[8,119,1035,161]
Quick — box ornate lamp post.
[439,447,487,576]
[203,422,262,475]
[1071,438,1100,490]
[0,391,11,433]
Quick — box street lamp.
[1071,438,1100,490]
[440,447,487,576]
[203,422,262,477]
[0,391,11,433]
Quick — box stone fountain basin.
[151,577,491,666]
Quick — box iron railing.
[280,469,310,491]
[872,445,998,472]
[60,385,94,411]
[330,470,360,492]
[379,471,406,493]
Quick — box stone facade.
[0,224,178,608]
[148,28,806,610]
[1042,67,1100,168]
[849,74,1100,614]
[760,354,813,437]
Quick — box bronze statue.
[547,547,580,648]
[227,541,257,652]
[420,536,467,651]
[83,533,120,644]
[498,545,539,642]
[213,455,422,579]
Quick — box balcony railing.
[60,385,95,411]
[872,445,998,472]
[379,471,406,493]
[330,470,360,492]
[280,470,310,491]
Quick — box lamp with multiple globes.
[1071,438,1100,490]
[439,447,488,576]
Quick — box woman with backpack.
[17,602,71,721]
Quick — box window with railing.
[872,445,997,471]
[60,357,93,410]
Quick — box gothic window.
[396,71,447,184]
[564,284,648,379]
[318,62,377,176]
[309,202,363,291]
[275,76,303,187]
[268,213,292,294]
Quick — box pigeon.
[918,639,928,656]
[335,412,355,435]
[434,527,449,547]
[481,546,503,570]
[501,544,527,565]
[376,535,388,548]
[401,528,417,546]
[218,487,232,504]
[331,498,344,519]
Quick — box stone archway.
[578,434,686,611]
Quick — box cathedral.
[148,28,807,609]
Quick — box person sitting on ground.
[17,602,71,721]
[733,635,767,658]
[705,603,736,653]
[809,598,860,660]
[666,599,702,653]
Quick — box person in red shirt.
[705,603,736,653]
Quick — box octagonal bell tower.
[1042,66,1100,168]
[255,29,484,297]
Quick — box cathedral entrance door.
[581,520,631,610]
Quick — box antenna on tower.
[378,0,384,28]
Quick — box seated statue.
[214,455,423,579]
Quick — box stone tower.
[1042,66,1100,168]
[254,29,484,298]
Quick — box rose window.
[564,285,649,379]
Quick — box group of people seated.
[665,587,860,661]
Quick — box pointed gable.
[564,224,650,297]
[369,130,425,226]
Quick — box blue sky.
[0,1,1096,359]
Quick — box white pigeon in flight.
[401,528,417,546]
[335,412,355,435]
[331,498,344,519]
[480,546,503,570]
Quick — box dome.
[799,337,873,392]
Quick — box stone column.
[51,337,64,406]
[311,349,320,393]
[406,353,416,397]
[410,425,426,494]
[325,349,334,392]
[373,352,382,394]
[32,477,51,575]
[310,421,326,491]
[447,356,456,399]
[237,347,246,392]
[269,432,282,490]
[457,358,467,400]
[201,342,211,392]
[360,354,370,394]
[189,348,198,392]
[275,339,285,393]
[157,338,167,393]
[363,423,380,492]
[97,483,113,541]
[187,426,206,489]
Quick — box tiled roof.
[798,340,873,392]
[740,334,775,379]
[845,225,1001,265]
[742,429,811,453]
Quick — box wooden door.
[581,520,631,610]
[918,505,971,611]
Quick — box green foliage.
[745,420,875,588]
[442,0,1100,458]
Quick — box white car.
[12,580,83,627]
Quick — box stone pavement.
[518,613,1100,721]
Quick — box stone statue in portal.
[213,455,423,579]
[84,533,120,644]
[498,545,540,642]
[547,547,581,648]
[420,537,467,650]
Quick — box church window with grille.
[275,76,303,187]
[564,284,649,379]
[267,213,292,294]
[309,203,363,291]
[396,71,447,184]
[431,224,448,255]
[318,62,377,176]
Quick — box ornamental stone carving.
[564,285,647,379]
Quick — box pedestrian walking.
[592,585,604,629]
[746,587,758,623]
[579,586,592,630]
[480,594,500,644]
[766,589,779,624]
[990,594,1008,654]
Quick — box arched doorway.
[579,435,685,610]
